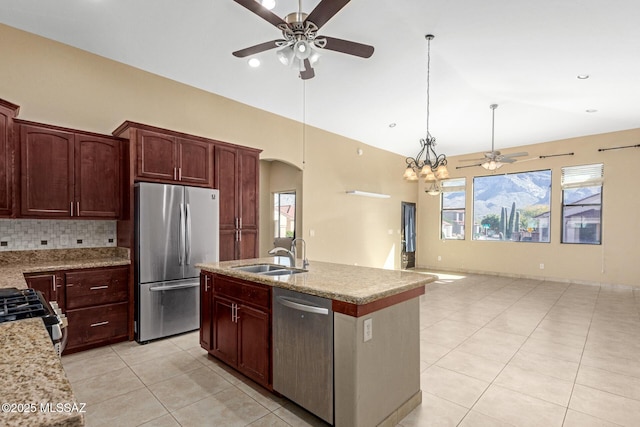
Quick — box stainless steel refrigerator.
[135,182,219,342]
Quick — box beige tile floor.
[62,272,640,427]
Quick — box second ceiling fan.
[232,0,374,79]
[461,104,528,170]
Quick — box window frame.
[560,164,604,245]
[472,169,552,243]
[440,178,466,240]
[273,191,296,240]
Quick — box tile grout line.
[559,284,600,427]
[453,279,573,426]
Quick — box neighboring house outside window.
[441,178,466,240]
[561,164,603,244]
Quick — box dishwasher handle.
[276,296,329,315]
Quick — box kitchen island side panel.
[334,297,421,427]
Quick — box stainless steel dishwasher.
[273,287,334,425]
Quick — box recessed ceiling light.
[577,75,590,79]
[585,109,598,113]
[388,123,397,128]
[260,0,276,10]
[248,58,260,68]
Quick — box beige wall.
[0,24,415,270]
[417,128,640,287]
[259,160,303,257]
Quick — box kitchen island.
[197,257,435,427]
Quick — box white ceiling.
[1,0,639,159]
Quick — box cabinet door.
[239,150,259,230]
[214,145,239,230]
[25,273,65,312]
[0,103,17,217]
[21,125,74,217]
[211,295,238,366]
[137,129,176,181]
[219,229,237,262]
[238,150,259,259]
[75,135,121,218]
[237,304,270,386]
[200,272,212,350]
[238,229,258,260]
[177,137,212,186]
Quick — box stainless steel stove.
[0,287,68,355]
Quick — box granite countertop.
[0,247,130,427]
[197,257,435,305]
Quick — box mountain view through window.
[473,170,552,242]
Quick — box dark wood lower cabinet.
[26,266,129,355]
[65,302,128,350]
[237,303,269,385]
[202,272,271,389]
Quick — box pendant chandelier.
[403,34,449,194]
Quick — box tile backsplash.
[0,219,117,251]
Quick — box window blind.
[441,177,465,192]
[561,163,604,189]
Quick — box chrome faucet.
[268,247,295,267]
[290,238,309,268]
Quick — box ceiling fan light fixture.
[294,40,312,59]
[481,160,503,171]
[276,46,294,65]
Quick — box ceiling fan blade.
[300,59,315,80]
[232,40,283,57]
[321,36,374,58]
[501,151,529,158]
[501,158,517,164]
[233,0,287,27]
[305,0,351,30]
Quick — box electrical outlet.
[539,263,545,270]
[364,318,373,342]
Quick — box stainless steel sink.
[261,268,306,276]
[231,264,307,276]
[232,264,284,273]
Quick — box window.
[473,170,552,242]
[274,192,296,239]
[441,178,466,239]
[561,164,603,244]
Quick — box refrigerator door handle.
[185,203,192,265]
[179,203,185,266]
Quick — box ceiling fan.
[461,104,528,171]
[231,0,374,79]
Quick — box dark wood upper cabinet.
[19,120,122,219]
[20,124,75,217]
[177,137,212,186]
[133,127,213,187]
[75,135,121,218]
[0,99,19,217]
[138,130,175,181]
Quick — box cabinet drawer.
[66,267,128,309]
[213,276,270,309]
[66,302,128,349]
